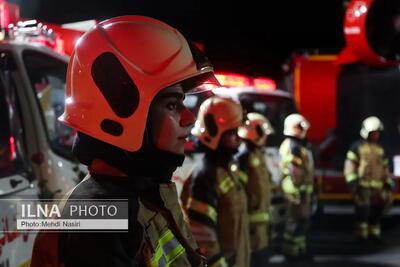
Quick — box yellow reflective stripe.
[299,184,313,193]
[238,170,248,184]
[210,256,229,267]
[251,157,261,167]
[230,163,248,184]
[386,178,395,187]
[249,211,270,223]
[282,154,302,166]
[359,180,384,188]
[357,223,368,238]
[150,229,185,267]
[345,172,358,183]
[187,197,217,223]
[165,243,185,264]
[18,260,31,267]
[359,180,369,187]
[282,176,298,194]
[283,233,293,241]
[218,176,235,194]
[346,151,359,161]
[294,236,306,244]
[369,224,381,236]
[295,236,306,249]
[370,180,384,188]
[359,223,368,229]
[281,153,294,163]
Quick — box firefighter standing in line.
[344,116,394,244]
[31,15,221,267]
[236,112,274,267]
[279,113,314,262]
[181,96,251,267]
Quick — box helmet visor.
[181,40,221,95]
[181,73,221,95]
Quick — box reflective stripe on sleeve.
[369,224,381,237]
[299,184,313,193]
[249,211,270,224]
[237,170,248,184]
[346,151,359,162]
[345,172,358,183]
[383,159,389,166]
[282,176,298,194]
[187,197,217,224]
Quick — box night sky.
[12,0,346,81]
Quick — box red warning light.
[253,77,276,90]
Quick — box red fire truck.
[284,0,400,212]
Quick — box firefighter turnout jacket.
[279,136,314,257]
[182,155,251,267]
[31,173,206,267]
[344,140,394,194]
[236,145,272,252]
[279,137,314,202]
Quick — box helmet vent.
[256,125,264,138]
[204,114,218,137]
[101,119,123,136]
[92,52,140,118]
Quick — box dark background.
[11,0,347,81]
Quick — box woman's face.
[221,128,242,151]
[149,85,196,154]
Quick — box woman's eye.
[167,102,179,110]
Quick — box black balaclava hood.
[194,136,237,169]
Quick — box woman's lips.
[178,135,189,141]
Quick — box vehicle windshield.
[23,50,75,159]
[0,55,25,178]
[238,93,297,147]
[0,85,17,177]
[183,90,214,115]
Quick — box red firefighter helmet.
[191,96,243,150]
[59,15,218,152]
[238,112,274,146]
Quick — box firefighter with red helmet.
[181,96,251,267]
[344,116,394,244]
[31,15,220,267]
[279,113,314,262]
[236,112,274,267]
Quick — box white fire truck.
[0,1,92,266]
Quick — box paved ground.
[267,211,400,267]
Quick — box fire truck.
[283,0,400,213]
[0,1,92,266]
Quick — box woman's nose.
[180,107,196,127]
